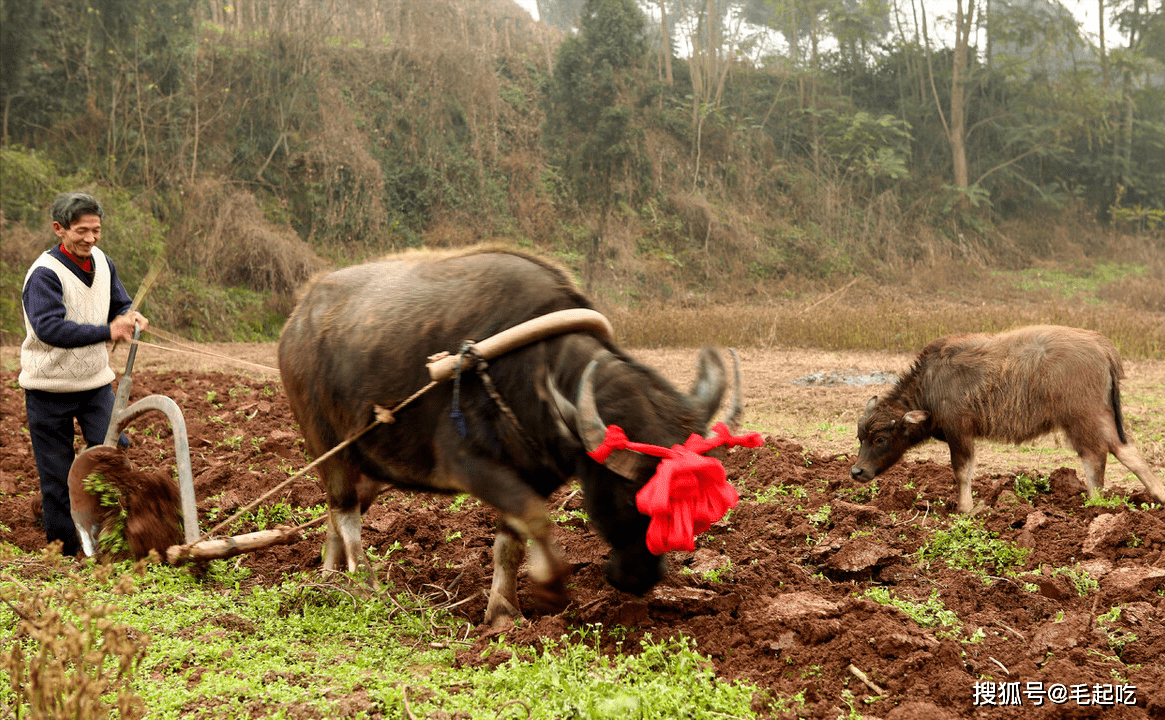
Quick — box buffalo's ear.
[903,410,928,424]
[689,347,727,425]
[864,396,878,411]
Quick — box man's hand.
[110,311,149,343]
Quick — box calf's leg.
[1073,419,1165,505]
[1078,451,1107,498]
[1112,443,1165,504]
[948,437,977,513]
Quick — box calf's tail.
[1110,364,1128,445]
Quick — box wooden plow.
[68,324,310,563]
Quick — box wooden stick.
[847,664,885,696]
[166,526,304,564]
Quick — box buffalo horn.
[550,359,648,480]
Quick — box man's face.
[54,213,101,258]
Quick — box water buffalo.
[850,325,1165,513]
[278,249,733,625]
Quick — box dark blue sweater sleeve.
[22,267,114,348]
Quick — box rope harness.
[448,341,539,452]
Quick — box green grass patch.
[0,546,760,719]
[916,515,1030,577]
[450,630,756,718]
[1004,262,1149,302]
[202,500,330,532]
[1082,492,1136,511]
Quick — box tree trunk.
[1098,0,1108,87]
[660,0,673,85]
[949,0,974,195]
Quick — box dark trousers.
[24,384,117,556]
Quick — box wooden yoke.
[426,309,615,382]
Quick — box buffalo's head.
[850,395,930,481]
[549,348,729,596]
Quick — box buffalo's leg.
[444,450,572,624]
[318,458,368,575]
[486,524,525,626]
[324,508,365,573]
[948,437,977,513]
[496,499,570,610]
[483,506,571,627]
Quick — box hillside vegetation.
[1,0,1163,353]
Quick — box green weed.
[1096,606,1138,659]
[916,515,1029,577]
[83,472,130,557]
[838,481,879,504]
[216,434,244,450]
[682,559,735,584]
[1050,564,1100,597]
[1082,492,1134,510]
[807,505,832,527]
[860,587,964,639]
[1013,473,1051,503]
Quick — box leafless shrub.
[0,219,51,343]
[171,180,326,295]
[0,548,149,719]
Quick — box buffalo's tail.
[1110,363,1128,445]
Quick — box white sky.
[510,0,1128,50]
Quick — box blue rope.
[449,341,472,438]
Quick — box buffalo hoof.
[321,566,380,593]
[528,576,571,615]
[484,594,521,628]
[963,500,989,516]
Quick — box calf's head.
[850,395,930,481]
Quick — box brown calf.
[850,325,1165,512]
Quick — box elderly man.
[19,191,149,556]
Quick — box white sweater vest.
[19,247,117,392]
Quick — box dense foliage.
[1,0,1163,341]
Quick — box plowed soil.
[2,343,1164,719]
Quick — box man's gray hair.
[51,192,103,229]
